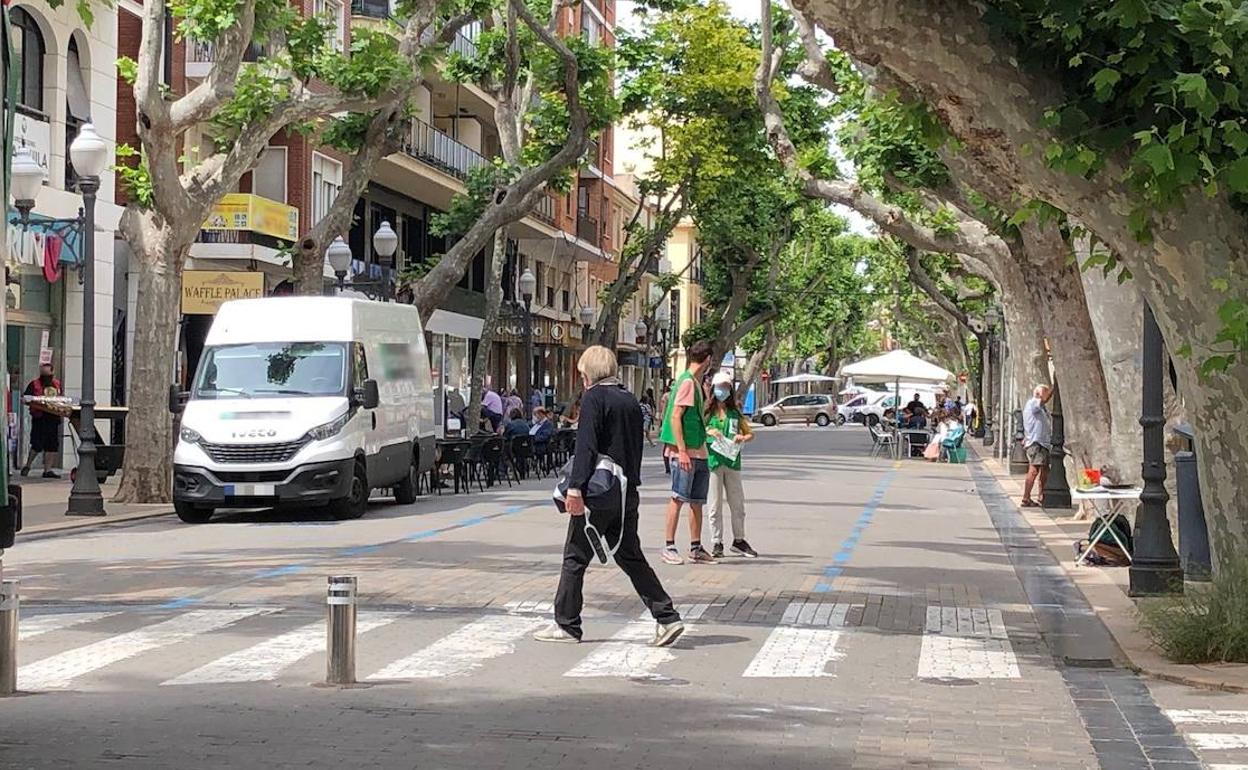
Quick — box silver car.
[754,394,838,426]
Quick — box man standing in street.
[1020,384,1053,507]
[658,341,716,565]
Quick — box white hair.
[1034,384,1050,397]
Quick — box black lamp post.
[11,126,110,517]
[1042,382,1073,509]
[1130,303,1183,595]
[519,268,536,418]
[982,307,1000,446]
[325,220,400,301]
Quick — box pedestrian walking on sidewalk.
[22,363,63,478]
[705,371,757,559]
[658,340,716,565]
[535,346,684,647]
[1020,384,1054,507]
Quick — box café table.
[1070,486,1142,565]
[899,428,932,458]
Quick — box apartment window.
[11,8,45,113]
[253,147,288,203]
[314,0,345,51]
[580,9,600,44]
[561,289,570,312]
[577,184,589,218]
[311,153,342,225]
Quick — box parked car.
[170,297,436,524]
[754,393,838,426]
[839,391,895,425]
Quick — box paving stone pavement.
[0,426,1244,769]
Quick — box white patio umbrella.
[841,351,954,449]
[771,373,838,384]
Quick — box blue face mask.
[713,387,730,401]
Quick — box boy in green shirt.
[658,341,716,564]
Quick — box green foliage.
[113,145,154,207]
[1138,556,1248,664]
[983,0,1248,235]
[116,57,139,86]
[431,163,517,238]
[320,112,376,154]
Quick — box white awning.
[771,373,838,385]
[840,350,953,384]
[426,309,484,340]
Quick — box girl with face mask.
[704,371,757,558]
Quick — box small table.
[1071,487,1142,565]
[899,429,931,458]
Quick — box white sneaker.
[533,624,580,643]
[652,620,685,648]
[660,546,684,565]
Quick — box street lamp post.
[10,126,110,517]
[1130,303,1183,596]
[654,295,671,390]
[1041,383,1073,509]
[634,318,648,395]
[519,269,536,419]
[325,221,400,300]
[579,305,595,349]
[983,307,1000,447]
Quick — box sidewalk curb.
[23,507,174,535]
[969,442,1248,695]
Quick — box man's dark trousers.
[554,489,681,639]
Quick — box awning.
[840,350,953,384]
[771,373,838,385]
[426,309,484,340]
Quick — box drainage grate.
[1062,657,1116,668]
[918,677,978,686]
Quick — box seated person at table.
[530,407,555,448]
[882,407,899,426]
[503,409,531,439]
[924,413,962,461]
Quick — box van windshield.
[193,342,348,399]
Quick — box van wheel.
[815,414,830,427]
[393,451,419,505]
[174,502,213,524]
[866,414,880,427]
[835,414,846,426]
[761,414,777,427]
[330,462,368,520]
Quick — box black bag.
[552,455,628,564]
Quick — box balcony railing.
[576,215,600,246]
[401,119,489,181]
[533,192,557,225]
[350,0,390,17]
[186,40,268,64]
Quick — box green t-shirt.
[706,407,744,471]
[659,370,706,451]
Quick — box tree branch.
[786,1,840,94]
[904,246,971,330]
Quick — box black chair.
[508,434,534,482]
[434,440,471,495]
[468,436,508,489]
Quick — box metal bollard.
[1174,424,1212,581]
[326,575,357,685]
[0,580,18,695]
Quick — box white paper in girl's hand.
[711,434,741,460]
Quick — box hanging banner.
[181,270,265,314]
[203,193,299,242]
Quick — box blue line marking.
[156,501,541,611]
[812,470,897,593]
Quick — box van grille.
[200,439,307,464]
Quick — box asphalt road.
[1,426,1245,770]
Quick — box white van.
[171,297,436,523]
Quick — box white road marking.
[502,601,554,615]
[564,605,706,679]
[917,606,1019,679]
[1189,734,1248,751]
[1209,765,1248,770]
[743,626,843,678]
[1165,709,1248,725]
[163,613,399,685]
[18,612,117,641]
[370,614,544,680]
[19,608,272,690]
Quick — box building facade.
[6,0,121,470]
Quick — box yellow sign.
[203,193,299,241]
[182,271,266,314]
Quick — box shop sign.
[182,270,265,314]
[14,113,52,172]
[203,194,299,242]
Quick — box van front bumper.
[174,459,355,507]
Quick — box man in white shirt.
[1021,384,1053,507]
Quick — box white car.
[838,391,893,424]
[171,297,436,523]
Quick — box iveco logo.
[231,429,278,439]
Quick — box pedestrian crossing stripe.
[14,601,1024,690]
[1166,710,1248,725]
[18,611,119,641]
[20,608,274,691]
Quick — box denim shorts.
[671,457,710,504]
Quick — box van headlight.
[179,426,202,444]
[306,412,350,442]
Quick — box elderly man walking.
[1020,384,1053,507]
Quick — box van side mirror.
[356,379,380,410]
[168,384,188,414]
